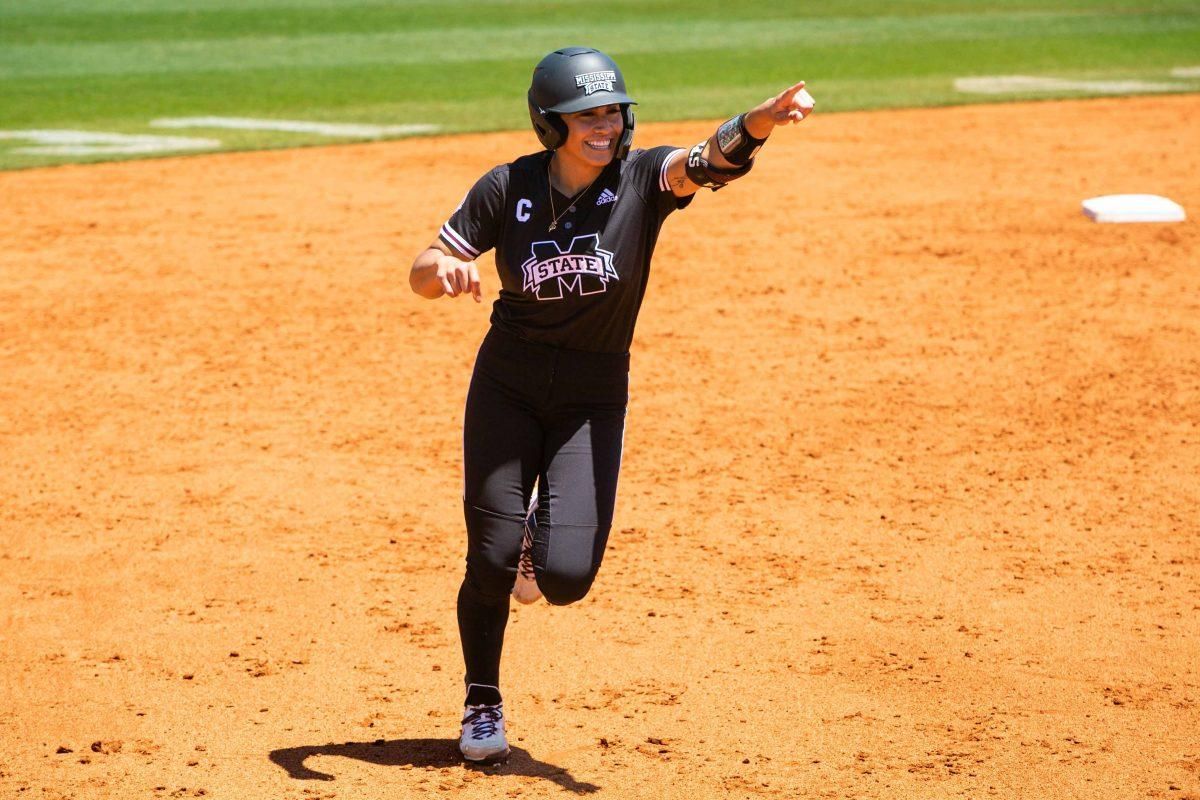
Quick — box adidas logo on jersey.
[595,188,617,206]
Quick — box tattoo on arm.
[670,174,688,190]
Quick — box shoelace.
[517,524,536,580]
[463,705,503,740]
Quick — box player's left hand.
[766,81,815,125]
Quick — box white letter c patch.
[516,198,531,222]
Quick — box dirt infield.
[2,95,1198,800]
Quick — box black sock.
[465,683,503,706]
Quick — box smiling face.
[558,103,624,170]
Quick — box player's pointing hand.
[767,81,815,125]
[736,81,816,140]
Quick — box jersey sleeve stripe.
[439,222,481,259]
[659,148,685,192]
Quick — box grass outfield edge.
[3,89,1200,174]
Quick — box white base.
[1082,194,1186,223]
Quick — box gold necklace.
[547,161,601,232]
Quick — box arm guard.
[715,113,767,166]
[685,142,754,191]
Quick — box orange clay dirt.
[1,95,1198,800]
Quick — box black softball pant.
[458,326,628,692]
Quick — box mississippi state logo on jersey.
[520,234,618,301]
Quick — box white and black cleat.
[512,497,543,605]
[459,684,510,763]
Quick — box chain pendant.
[548,221,557,232]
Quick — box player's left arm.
[664,81,815,197]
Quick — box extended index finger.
[778,81,806,104]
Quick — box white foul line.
[1171,66,1200,78]
[954,75,1189,94]
[0,129,220,155]
[150,116,440,138]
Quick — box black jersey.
[439,146,692,354]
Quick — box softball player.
[409,46,814,762]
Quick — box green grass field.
[2,0,1198,169]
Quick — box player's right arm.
[412,165,505,301]
[409,239,482,302]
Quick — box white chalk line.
[0,129,220,155]
[150,117,440,137]
[954,75,1193,95]
[1171,66,1200,78]
[1,118,441,157]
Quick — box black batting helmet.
[527,47,636,159]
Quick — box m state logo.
[521,234,618,301]
[575,70,617,95]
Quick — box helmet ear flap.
[615,105,635,160]
[527,90,568,150]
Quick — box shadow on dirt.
[269,737,601,793]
